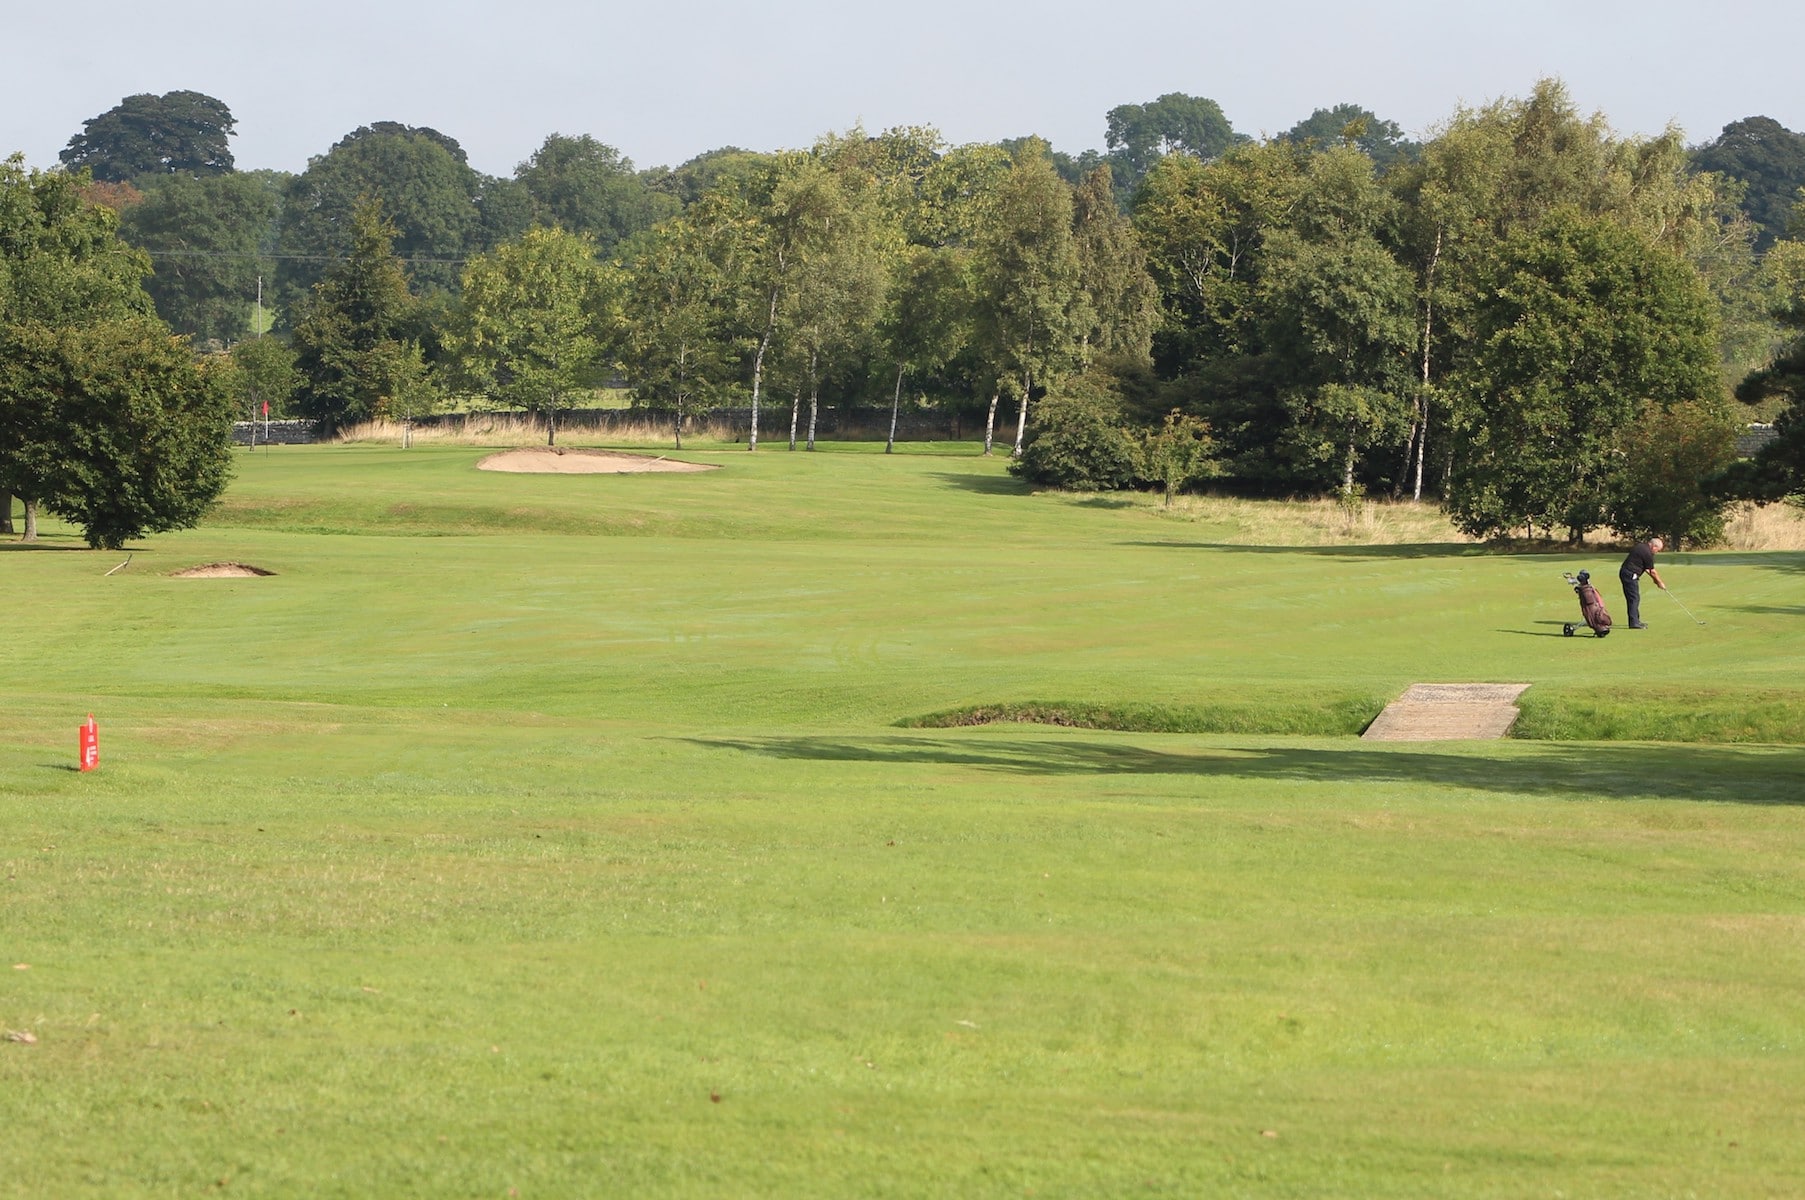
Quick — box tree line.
[6,82,1805,549]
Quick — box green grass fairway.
[4,443,1803,1198]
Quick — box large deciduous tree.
[1387,78,1750,501]
[648,147,774,208]
[1,158,234,547]
[1133,139,1309,372]
[879,246,974,452]
[0,318,235,548]
[622,215,739,449]
[515,134,678,253]
[120,171,281,344]
[278,123,491,305]
[1691,117,1805,252]
[1450,211,1720,542]
[447,226,618,445]
[911,142,1010,249]
[714,152,845,450]
[1104,93,1243,194]
[60,91,237,182]
[1280,104,1418,170]
[1387,112,1511,499]
[1261,147,1417,492]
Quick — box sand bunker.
[172,562,274,578]
[477,447,715,474]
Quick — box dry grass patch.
[1720,501,1805,551]
[1151,493,1480,546]
[1147,495,1805,551]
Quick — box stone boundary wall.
[1735,423,1777,457]
[231,420,319,446]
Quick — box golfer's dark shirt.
[1621,543,1656,577]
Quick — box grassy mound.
[901,695,1384,736]
[1514,686,1805,744]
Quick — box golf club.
[1666,587,1706,626]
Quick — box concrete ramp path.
[1361,683,1532,741]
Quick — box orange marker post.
[79,715,98,772]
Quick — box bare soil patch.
[171,562,275,578]
[477,447,715,474]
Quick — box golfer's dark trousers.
[1620,569,1642,627]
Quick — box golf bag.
[1561,571,1611,637]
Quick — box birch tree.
[973,140,1088,456]
[780,162,894,450]
[720,152,820,450]
[879,246,973,452]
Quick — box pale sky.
[6,0,1802,177]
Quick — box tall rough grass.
[1721,500,1805,551]
[1148,495,1805,551]
[1151,493,1482,546]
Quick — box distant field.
[3,443,1802,1197]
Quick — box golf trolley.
[1561,571,1612,637]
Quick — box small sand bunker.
[477,447,715,474]
[172,562,275,578]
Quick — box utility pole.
[255,275,267,447]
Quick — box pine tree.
[289,197,429,433]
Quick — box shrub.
[1136,409,1219,506]
[1010,375,1138,490]
[1606,398,1740,547]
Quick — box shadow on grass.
[1123,541,1494,559]
[928,471,1031,497]
[1497,621,1603,639]
[1685,552,1805,575]
[684,734,1805,806]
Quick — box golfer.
[1619,537,1666,629]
